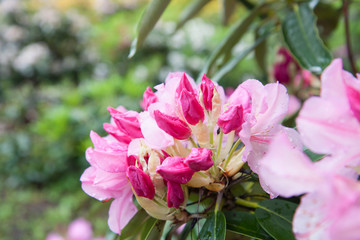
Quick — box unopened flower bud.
[205,182,225,192]
[154,110,192,140]
[185,148,213,171]
[167,181,184,208]
[176,73,196,99]
[180,90,204,125]
[217,105,244,134]
[127,166,155,199]
[142,87,158,110]
[156,157,194,184]
[108,107,143,139]
[200,74,215,111]
[103,123,131,144]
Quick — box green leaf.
[129,0,171,58]
[175,0,211,32]
[254,26,268,74]
[220,0,236,25]
[224,211,272,240]
[303,148,325,162]
[120,209,151,240]
[198,3,267,80]
[211,30,270,83]
[179,218,198,240]
[199,212,226,240]
[282,3,332,74]
[141,219,165,240]
[255,199,297,240]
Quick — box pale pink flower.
[238,80,289,173]
[297,59,360,171]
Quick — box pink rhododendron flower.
[297,59,360,170]
[81,72,292,234]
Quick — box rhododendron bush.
[80,57,360,239]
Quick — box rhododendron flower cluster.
[80,72,290,234]
[80,58,360,239]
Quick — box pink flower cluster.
[259,59,360,239]
[80,72,291,234]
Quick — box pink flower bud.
[166,181,184,208]
[141,87,158,110]
[179,90,204,125]
[217,105,244,134]
[184,148,213,171]
[153,110,192,140]
[126,166,155,199]
[127,155,138,167]
[345,84,360,122]
[200,74,215,111]
[176,73,195,99]
[108,107,143,139]
[156,157,194,184]
[103,123,131,144]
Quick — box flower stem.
[215,190,224,214]
[235,198,260,209]
[189,137,198,148]
[223,138,242,169]
[216,130,224,160]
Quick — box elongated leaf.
[179,218,198,240]
[282,3,332,74]
[142,219,165,240]
[211,30,270,83]
[129,0,171,58]
[255,199,297,240]
[224,211,272,240]
[198,3,267,80]
[254,26,268,73]
[199,212,226,240]
[175,0,211,31]
[221,0,236,25]
[120,209,150,240]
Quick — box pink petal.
[297,97,360,155]
[126,166,155,199]
[217,105,244,134]
[200,74,215,111]
[166,181,184,208]
[108,188,138,234]
[141,87,158,110]
[139,112,174,150]
[153,110,191,140]
[258,130,321,198]
[179,89,204,125]
[80,166,129,201]
[86,148,128,173]
[156,157,194,184]
[184,148,213,171]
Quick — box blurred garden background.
[0,0,359,239]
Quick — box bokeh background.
[0,0,359,239]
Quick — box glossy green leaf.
[199,212,226,240]
[120,209,151,240]
[198,3,267,80]
[282,3,332,74]
[175,0,211,31]
[179,218,198,240]
[255,199,297,240]
[129,0,171,58]
[224,211,272,240]
[211,30,270,83]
